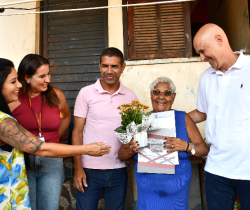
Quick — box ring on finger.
[172,144,174,148]
[130,145,133,150]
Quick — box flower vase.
[116,132,132,144]
[134,131,148,148]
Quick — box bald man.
[189,23,250,210]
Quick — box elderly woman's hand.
[164,137,189,153]
[128,139,139,153]
[118,138,139,161]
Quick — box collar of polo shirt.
[212,51,244,75]
[94,79,125,95]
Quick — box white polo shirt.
[197,52,250,180]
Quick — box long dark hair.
[0,58,14,116]
[18,54,59,107]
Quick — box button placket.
[110,95,113,105]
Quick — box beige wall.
[108,0,124,52]
[121,61,208,137]
[0,1,38,68]
[208,0,250,53]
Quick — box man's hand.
[73,168,87,193]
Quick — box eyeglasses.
[152,89,174,97]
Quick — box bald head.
[194,23,230,53]
[193,24,236,72]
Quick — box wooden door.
[41,0,108,114]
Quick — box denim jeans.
[205,171,250,210]
[76,167,128,210]
[27,155,64,210]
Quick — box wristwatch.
[189,143,195,155]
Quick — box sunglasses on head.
[152,89,173,97]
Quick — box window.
[125,0,192,60]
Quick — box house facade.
[0,0,249,209]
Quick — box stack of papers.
[138,110,179,174]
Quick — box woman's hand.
[118,138,139,161]
[128,139,139,153]
[164,137,189,153]
[85,142,111,157]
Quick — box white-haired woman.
[118,77,209,210]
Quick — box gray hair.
[150,77,176,93]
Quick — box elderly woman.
[118,77,209,210]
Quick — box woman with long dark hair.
[10,54,70,210]
[0,58,111,210]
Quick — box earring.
[27,81,29,84]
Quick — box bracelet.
[185,142,189,152]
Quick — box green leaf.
[0,187,6,194]
[121,115,126,121]
[145,111,153,116]
[136,115,143,125]
[126,119,131,125]
[3,203,11,210]
[121,121,127,127]
[128,112,133,121]
[115,126,126,133]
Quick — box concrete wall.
[121,60,208,137]
[208,0,250,53]
[108,0,124,52]
[0,0,39,68]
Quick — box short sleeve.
[0,112,11,124]
[197,74,206,114]
[74,88,89,118]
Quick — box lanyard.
[28,94,44,137]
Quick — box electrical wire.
[0,0,42,6]
[0,0,194,16]
[3,0,90,11]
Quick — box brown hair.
[18,54,60,107]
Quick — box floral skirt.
[0,148,31,210]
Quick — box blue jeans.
[27,155,64,210]
[205,171,250,210]
[76,167,128,210]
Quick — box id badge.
[39,137,45,142]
